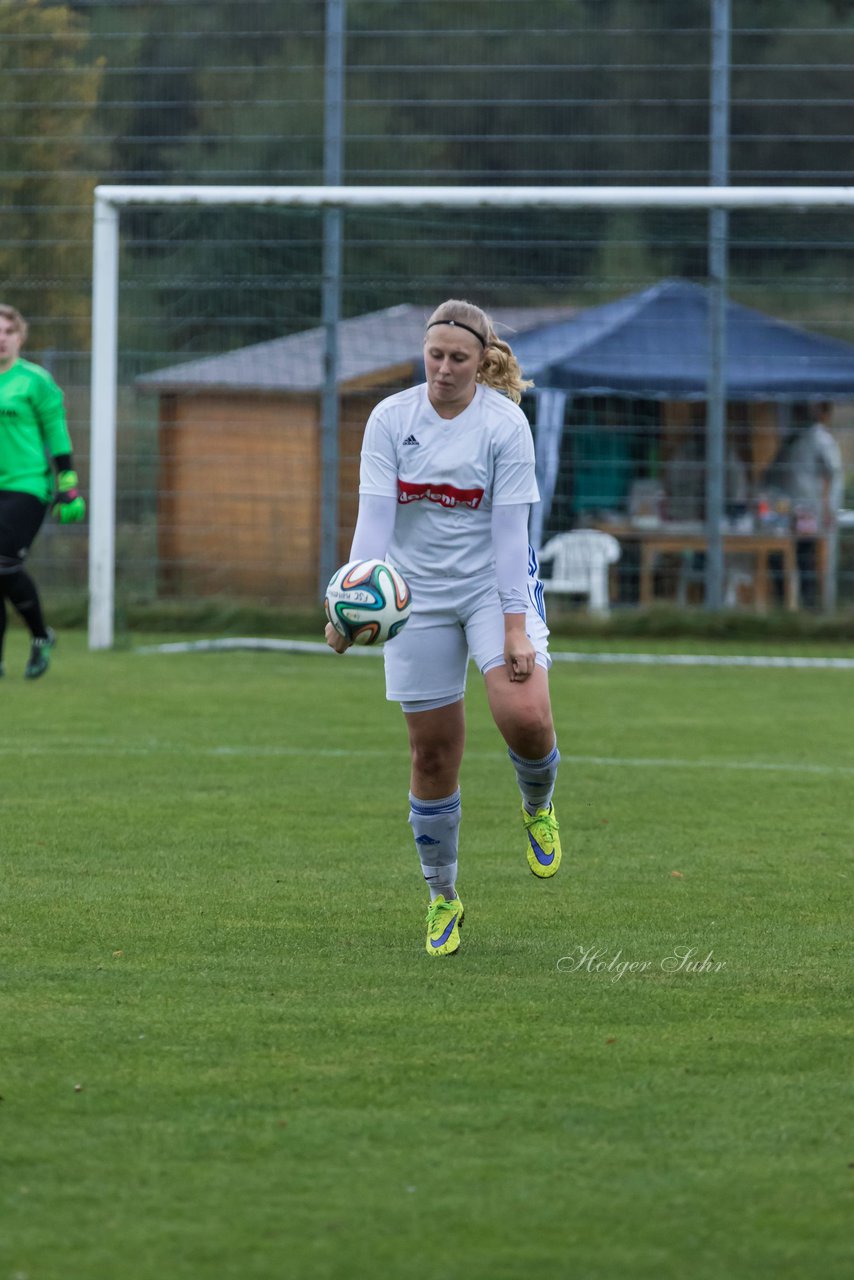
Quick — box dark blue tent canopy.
[513,279,854,401]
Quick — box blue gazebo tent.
[513,278,854,400]
[512,279,854,546]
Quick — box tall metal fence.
[4,1,854,616]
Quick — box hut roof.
[138,303,576,395]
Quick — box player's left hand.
[505,636,536,682]
[52,470,86,524]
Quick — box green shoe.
[522,803,562,878]
[25,627,56,680]
[425,894,464,956]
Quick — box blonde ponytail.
[425,299,534,404]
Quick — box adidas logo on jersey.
[402,434,420,447]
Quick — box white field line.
[552,651,854,670]
[1,739,852,776]
[134,637,854,670]
[135,638,375,656]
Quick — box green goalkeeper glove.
[52,470,87,524]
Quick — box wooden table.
[591,524,802,611]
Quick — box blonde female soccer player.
[325,299,561,956]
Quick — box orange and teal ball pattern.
[324,559,412,646]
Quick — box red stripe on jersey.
[397,480,484,509]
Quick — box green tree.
[80,0,326,357]
[0,0,104,352]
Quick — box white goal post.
[89,183,854,649]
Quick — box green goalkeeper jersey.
[0,358,73,502]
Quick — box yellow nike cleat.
[425,894,465,956]
[522,803,562,878]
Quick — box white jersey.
[784,423,844,517]
[359,383,539,586]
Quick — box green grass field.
[1,629,852,1280]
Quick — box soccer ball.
[324,559,412,646]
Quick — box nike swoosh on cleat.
[528,834,555,866]
[430,914,459,947]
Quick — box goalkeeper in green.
[0,304,86,679]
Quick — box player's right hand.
[325,622,351,654]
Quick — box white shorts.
[383,573,550,705]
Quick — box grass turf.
[1,629,852,1280]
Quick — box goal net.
[81,185,854,647]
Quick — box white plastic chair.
[538,530,622,615]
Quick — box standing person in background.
[768,400,844,608]
[325,298,562,957]
[0,304,86,679]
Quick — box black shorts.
[0,490,49,561]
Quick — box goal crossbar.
[95,183,854,210]
[89,184,854,649]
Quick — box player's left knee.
[509,699,554,748]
